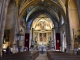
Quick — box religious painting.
[35,19,51,30]
[39,33,46,42]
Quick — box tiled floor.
[35,53,49,60]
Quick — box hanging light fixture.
[41,0,44,2]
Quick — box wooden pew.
[47,51,80,60]
[0,51,39,60]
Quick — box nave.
[0,51,80,60]
[0,0,80,59]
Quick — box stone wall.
[0,0,10,56]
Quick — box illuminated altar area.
[31,14,54,47]
[33,32,52,46]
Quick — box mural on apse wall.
[39,33,46,42]
[35,20,51,30]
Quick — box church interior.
[0,0,80,60]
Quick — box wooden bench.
[0,51,39,60]
[47,51,80,60]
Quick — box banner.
[56,33,60,50]
[25,33,29,51]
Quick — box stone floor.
[35,53,49,60]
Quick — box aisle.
[35,53,49,60]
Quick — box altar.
[39,41,46,46]
[38,42,47,52]
[33,32,52,46]
[31,15,54,49]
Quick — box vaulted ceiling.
[14,0,68,28]
[6,0,68,29]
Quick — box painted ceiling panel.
[32,14,54,30]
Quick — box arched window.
[61,16,64,25]
[27,20,32,28]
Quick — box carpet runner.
[35,53,48,60]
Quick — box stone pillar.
[65,0,71,53]
[52,28,56,50]
[51,28,53,41]
[32,28,34,40]
[54,29,56,50]
[0,0,9,56]
[31,28,34,47]
[68,0,79,53]
[12,6,19,53]
[76,0,80,26]
[29,29,32,48]
[0,0,3,29]
[0,0,4,56]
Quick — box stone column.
[54,29,56,50]
[31,28,34,47]
[31,28,34,43]
[0,0,9,56]
[0,0,3,29]
[29,29,32,48]
[51,28,53,41]
[51,28,55,49]
[65,0,71,53]
[76,0,80,26]
[12,6,19,53]
[67,0,79,53]
[0,0,4,56]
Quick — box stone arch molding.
[31,14,54,30]
[27,10,59,29]
[19,0,66,17]
[26,6,59,22]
